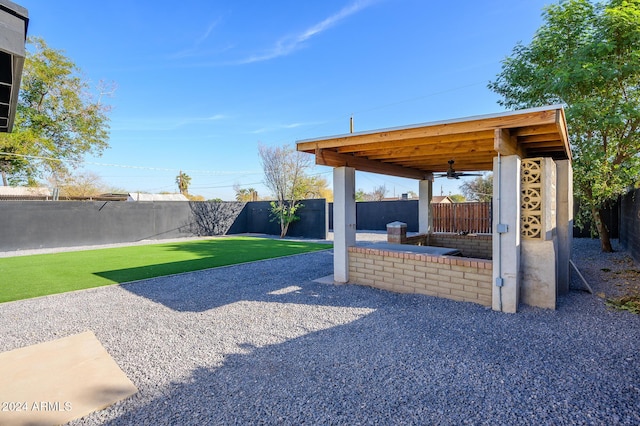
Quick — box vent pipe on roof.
[350,115,354,133]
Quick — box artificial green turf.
[0,237,331,303]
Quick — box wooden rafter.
[315,149,433,180]
[334,131,495,154]
[357,139,494,160]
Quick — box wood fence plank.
[432,202,491,233]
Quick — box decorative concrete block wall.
[521,158,556,240]
[520,158,557,309]
[348,246,492,306]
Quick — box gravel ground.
[0,237,639,425]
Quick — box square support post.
[419,179,433,234]
[556,160,573,295]
[333,166,356,283]
[492,155,521,313]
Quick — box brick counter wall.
[401,233,492,259]
[427,233,492,259]
[348,246,493,306]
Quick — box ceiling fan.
[434,160,483,179]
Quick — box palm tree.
[176,171,191,194]
[235,187,258,202]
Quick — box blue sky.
[20,0,554,200]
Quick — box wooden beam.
[512,123,559,137]
[335,131,495,154]
[518,133,562,144]
[398,158,493,171]
[523,140,565,149]
[315,149,433,180]
[555,108,572,161]
[395,151,494,165]
[494,128,524,157]
[381,150,494,163]
[361,139,494,160]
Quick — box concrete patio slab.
[0,330,137,426]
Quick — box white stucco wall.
[333,166,356,283]
[492,155,521,313]
[418,179,433,234]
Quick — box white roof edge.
[296,104,566,144]
[127,192,188,201]
[0,186,50,196]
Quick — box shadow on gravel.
[116,251,342,312]
[94,258,221,284]
[104,288,640,425]
[101,242,640,423]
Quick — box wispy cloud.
[170,17,224,59]
[112,114,229,132]
[196,18,221,45]
[174,114,228,127]
[238,0,376,64]
[249,121,322,134]
[206,114,227,121]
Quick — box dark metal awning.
[0,0,28,132]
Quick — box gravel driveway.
[0,238,638,425]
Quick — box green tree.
[449,194,466,203]
[489,0,640,252]
[176,171,191,194]
[0,37,112,186]
[258,143,311,238]
[460,174,493,202]
[297,175,332,200]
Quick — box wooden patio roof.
[296,105,571,180]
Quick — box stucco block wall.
[620,188,640,265]
[0,199,327,252]
[520,240,557,309]
[348,247,492,306]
